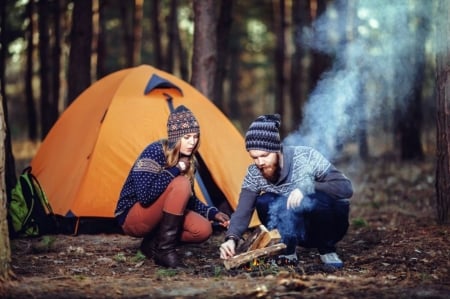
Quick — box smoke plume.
[284,0,439,159]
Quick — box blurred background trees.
[0,0,448,223]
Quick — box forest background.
[0,0,449,296]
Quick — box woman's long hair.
[162,137,200,184]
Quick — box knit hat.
[245,114,281,152]
[167,105,200,149]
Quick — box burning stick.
[223,243,287,270]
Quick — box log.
[223,243,287,270]
[249,228,281,251]
[236,224,282,253]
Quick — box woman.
[115,105,229,268]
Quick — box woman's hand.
[177,156,191,173]
[214,212,230,228]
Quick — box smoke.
[267,195,301,253]
[284,0,439,159]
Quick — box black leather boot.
[140,229,157,259]
[153,212,184,268]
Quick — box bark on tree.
[0,92,13,281]
[273,0,287,136]
[133,0,143,66]
[191,0,217,100]
[392,2,428,161]
[52,0,62,119]
[309,0,332,94]
[151,0,164,70]
[290,0,309,131]
[0,0,13,280]
[96,0,107,79]
[435,0,450,224]
[166,0,178,74]
[214,0,233,111]
[25,0,38,141]
[67,0,93,105]
[120,0,135,67]
[0,0,16,199]
[398,2,427,161]
[38,0,52,139]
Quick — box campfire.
[223,225,287,270]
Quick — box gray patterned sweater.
[225,145,353,241]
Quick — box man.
[219,114,353,268]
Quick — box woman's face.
[179,133,199,156]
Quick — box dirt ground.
[1,157,450,298]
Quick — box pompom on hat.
[167,105,200,149]
[245,114,282,152]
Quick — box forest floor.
[1,145,450,298]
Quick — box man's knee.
[256,192,285,225]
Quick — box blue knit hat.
[245,114,281,152]
[167,105,200,149]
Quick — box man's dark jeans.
[255,191,350,255]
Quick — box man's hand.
[214,212,230,228]
[287,188,304,209]
[219,239,236,259]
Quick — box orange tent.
[30,65,258,227]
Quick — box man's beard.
[259,157,280,183]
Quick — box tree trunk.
[435,0,450,224]
[52,0,62,117]
[0,92,13,281]
[0,0,17,199]
[25,0,38,141]
[273,0,287,136]
[290,0,309,131]
[133,0,143,66]
[67,0,93,105]
[228,39,241,121]
[399,2,428,161]
[151,0,164,69]
[120,0,134,67]
[38,0,52,139]
[214,0,233,111]
[191,0,217,100]
[309,0,332,94]
[1,4,15,280]
[96,0,107,79]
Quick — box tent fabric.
[30,65,259,226]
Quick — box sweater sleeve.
[314,165,353,199]
[187,196,219,220]
[225,188,258,241]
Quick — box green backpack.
[8,167,57,238]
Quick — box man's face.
[248,150,280,183]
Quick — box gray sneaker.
[320,252,343,268]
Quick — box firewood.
[249,228,281,251]
[223,243,287,270]
[236,225,282,253]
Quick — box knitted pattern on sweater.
[242,146,331,196]
[115,141,216,220]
